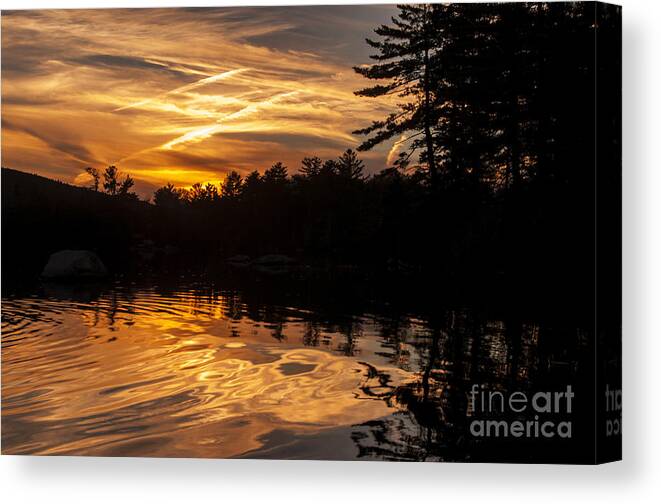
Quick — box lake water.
[1,281,589,461]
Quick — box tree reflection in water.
[2,281,589,461]
[350,310,588,462]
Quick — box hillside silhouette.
[2,167,151,282]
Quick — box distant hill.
[2,167,152,284]
[2,167,147,210]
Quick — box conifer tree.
[263,162,288,185]
[336,149,365,181]
[221,170,243,199]
[300,156,323,178]
[353,4,440,186]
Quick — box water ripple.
[1,284,569,459]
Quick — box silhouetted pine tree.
[153,183,182,208]
[353,4,440,185]
[103,166,119,195]
[85,166,100,191]
[263,162,288,185]
[117,174,135,197]
[336,149,365,181]
[221,170,243,199]
[300,156,323,178]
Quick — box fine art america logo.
[605,384,622,437]
[468,384,574,439]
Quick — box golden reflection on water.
[2,287,420,458]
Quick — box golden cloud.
[1,6,398,196]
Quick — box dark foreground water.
[1,280,593,461]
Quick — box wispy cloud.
[2,118,96,165]
[159,90,302,150]
[1,6,398,196]
[114,68,250,111]
[386,134,409,167]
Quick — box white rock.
[41,250,108,279]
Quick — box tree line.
[145,148,429,269]
[61,2,618,313]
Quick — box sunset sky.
[1,6,400,197]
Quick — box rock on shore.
[41,250,108,280]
